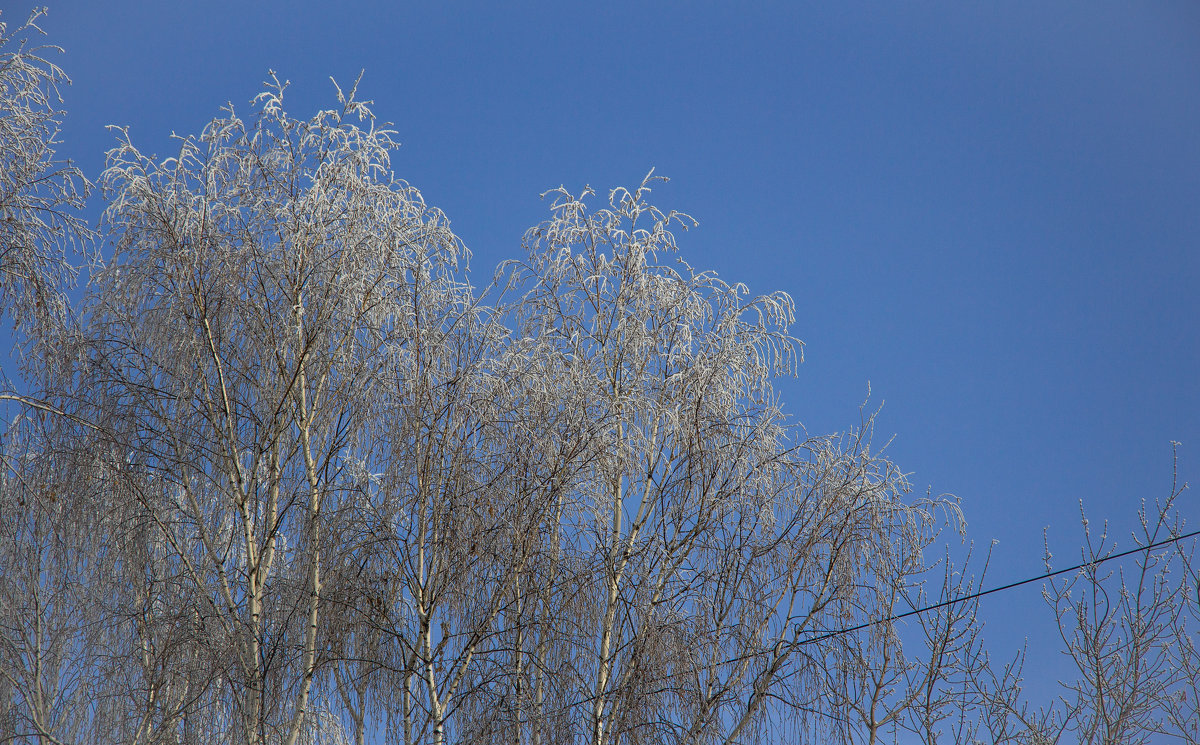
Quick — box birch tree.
[85,72,466,745]
[487,176,985,745]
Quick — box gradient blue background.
[8,0,1199,706]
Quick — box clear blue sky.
[15,0,1200,702]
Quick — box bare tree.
[963,446,1199,745]
[85,72,468,745]
[1043,453,1197,744]
[475,177,991,745]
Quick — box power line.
[800,527,1200,646]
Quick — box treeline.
[1,10,1198,745]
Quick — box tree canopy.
[1,10,1197,745]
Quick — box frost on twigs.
[0,7,92,364]
[8,49,1195,744]
[86,75,481,745]
[482,170,983,745]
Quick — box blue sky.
[13,0,1200,702]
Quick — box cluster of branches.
[0,7,89,356]
[1,10,1198,745]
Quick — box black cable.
[800,526,1200,646]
